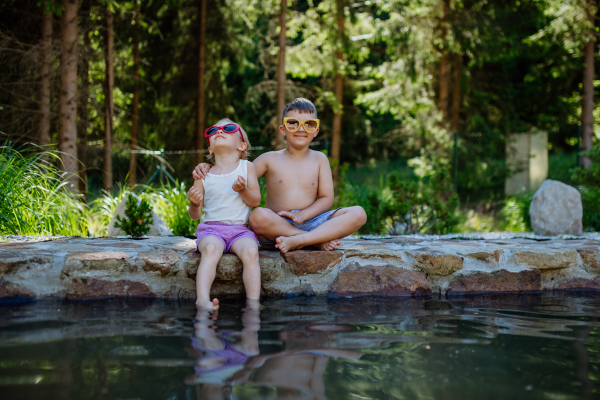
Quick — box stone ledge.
[0,236,598,301]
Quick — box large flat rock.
[0,235,599,301]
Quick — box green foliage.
[500,191,533,232]
[336,166,459,235]
[0,144,89,236]
[144,182,197,236]
[572,144,600,231]
[114,194,153,238]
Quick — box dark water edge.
[1,293,600,400]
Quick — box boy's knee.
[249,208,272,230]
[351,206,368,226]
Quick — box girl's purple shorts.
[194,221,258,253]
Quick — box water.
[1,294,599,400]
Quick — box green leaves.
[114,194,154,238]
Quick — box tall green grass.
[0,144,89,236]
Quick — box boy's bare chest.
[266,162,319,190]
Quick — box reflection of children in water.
[185,306,362,400]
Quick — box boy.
[193,98,367,253]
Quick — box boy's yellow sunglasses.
[283,118,320,134]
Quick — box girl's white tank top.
[200,159,251,225]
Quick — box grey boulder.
[529,180,583,236]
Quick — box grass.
[0,144,89,236]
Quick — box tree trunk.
[438,0,450,124]
[275,0,287,150]
[581,0,595,169]
[129,1,140,186]
[38,6,52,149]
[196,0,206,165]
[59,0,78,191]
[451,53,460,132]
[78,0,91,196]
[103,9,114,192]
[331,0,344,184]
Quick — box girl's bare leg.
[196,236,225,310]
[228,237,261,300]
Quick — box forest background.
[0,0,598,237]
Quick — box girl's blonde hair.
[207,118,251,162]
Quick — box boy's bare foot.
[245,298,261,310]
[275,236,303,253]
[314,239,341,251]
[196,298,219,312]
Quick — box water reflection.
[0,294,599,399]
[186,303,362,399]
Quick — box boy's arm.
[192,163,212,180]
[232,162,261,207]
[252,153,268,179]
[188,179,204,220]
[278,153,334,223]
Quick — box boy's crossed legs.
[249,206,367,253]
[196,236,261,310]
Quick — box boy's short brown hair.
[281,98,317,122]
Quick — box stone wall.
[1,236,599,302]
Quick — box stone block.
[555,277,600,292]
[577,249,600,274]
[66,277,155,300]
[329,262,431,298]
[447,270,541,296]
[514,249,579,270]
[0,279,34,299]
[62,251,134,277]
[411,253,463,275]
[505,129,548,195]
[464,250,502,263]
[0,252,53,275]
[529,180,583,236]
[136,250,180,277]
[283,250,343,275]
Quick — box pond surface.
[1,294,599,400]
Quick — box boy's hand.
[188,186,204,206]
[277,210,306,224]
[192,163,212,180]
[232,176,247,192]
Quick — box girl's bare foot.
[314,239,341,251]
[275,236,303,253]
[196,297,219,311]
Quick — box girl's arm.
[232,162,261,207]
[188,179,205,220]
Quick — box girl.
[188,118,261,310]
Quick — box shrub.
[335,165,459,235]
[145,181,198,236]
[114,194,153,238]
[500,191,533,232]
[572,144,600,231]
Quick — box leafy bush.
[572,144,600,231]
[500,191,533,232]
[335,165,459,235]
[114,194,153,238]
[145,182,198,236]
[0,143,89,236]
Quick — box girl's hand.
[188,186,204,206]
[232,175,247,192]
[192,163,212,180]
